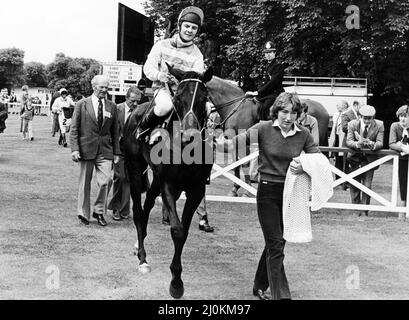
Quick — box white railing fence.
[202,146,409,219]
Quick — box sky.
[0,0,148,65]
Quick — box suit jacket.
[389,122,409,150]
[341,108,358,134]
[346,118,384,164]
[116,102,128,155]
[70,96,120,160]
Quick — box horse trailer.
[283,76,369,124]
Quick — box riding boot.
[58,134,63,145]
[136,107,166,140]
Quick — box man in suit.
[245,41,285,120]
[341,100,360,137]
[329,101,349,181]
[346,105,384,218]
[108,86,141,220]
[70,75,120,226]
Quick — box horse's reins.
[172,78,208,134]
[208,96,248,129]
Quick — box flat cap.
[359,105,376,117]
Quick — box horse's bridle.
[172,78,208,134]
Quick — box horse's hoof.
[138,263,151,274]
[169,282,184,299]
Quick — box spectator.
[298,102,319,145]
[70,75,120,227]
[50,90,61,137]
[108,86,141,221]
[0,88,9,133]
[329,101,349,181]
[20,85,35,141]
[137,78,150,104]
[389,105,409,220]
[346,105,384,218]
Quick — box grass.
[1,115,409,300]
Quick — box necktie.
[403,128,409,144]
[363,125,368,138]
[125,107,134,123]
[98,98,103,129]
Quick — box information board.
[101,61,142,96]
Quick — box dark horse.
[206,77,259,196]
[205,80,330,196]
[122,65,213,299]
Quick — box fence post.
[406,159,409,219]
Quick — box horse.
[205,80,330,196]
[206,77,259,197]
[301,98,329,147]
[122,65,213,299]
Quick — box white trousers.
[58,113,70,134]
[153,87,174,117]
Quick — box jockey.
[137,6,205,138]
[52,88,75,147]
[245,41,285,120]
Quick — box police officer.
[245,41,285,120]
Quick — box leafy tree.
[145,0,409,111]
[24,62,48,87]
[0,47,25,90]
[46,53,100,97]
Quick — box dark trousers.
[399,158,408,201]
[348,158,375,206]
[254,181,291,300]
[108,155,130,217]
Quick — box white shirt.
[272,119,302,138]
[91,94,106,119]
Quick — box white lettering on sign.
[101,61,142,96]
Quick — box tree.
[0,47,25,90]
[24,62,48,87]
[46,53,100,97]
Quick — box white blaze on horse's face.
[175,78,207,144]
[277,103,298,132]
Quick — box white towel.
[283,153,334,243]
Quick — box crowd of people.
[2,4,409,301]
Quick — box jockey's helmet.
[263,41,276,53]
[178,6,204,28]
